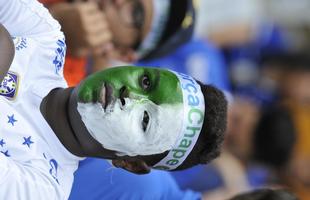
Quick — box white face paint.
[77,98,183,156]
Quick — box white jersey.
[0,0,82,199]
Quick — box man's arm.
[0,1,67,199]
[0,23,14,83]
[0,0,68,98]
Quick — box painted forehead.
[78,66,183,105]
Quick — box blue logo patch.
[12,37,27,51]
[53,39,66,75]
[0,71,19,100]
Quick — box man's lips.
[100,83,113,110]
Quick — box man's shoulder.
[1,0,63,42]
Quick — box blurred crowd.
[39,0,310,199]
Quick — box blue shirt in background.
[69,158,201,200]
[137,39,230,92]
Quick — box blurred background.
[176,1,310,199]
[40,0,310,199]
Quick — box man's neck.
[40,88,85,157]
[40,87,116,158]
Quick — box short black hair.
[253,105,296,168]
[140,83,227,170]
[229,188,298,200]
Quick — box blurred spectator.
[195,0,289,106]
[251,104,297,198]
[169,101,297,200]
[279,103,310,199]
[189,1,310,199]
[222,24,288,107]
[253,51,310,199]
[192,102,298,200]
[41,0,196,86]
[226,97,261,162]
[261,51,310,105]
[253,105,296,169]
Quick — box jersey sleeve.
[0,0,61,38]
[1,0,68,98]
[26,36,68,98]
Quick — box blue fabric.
[246,165,270,188]
[170,163,270,193]
[170,164,224,192]
[136,39,230,92]
[225,24,288,106]
[69,158,201,200]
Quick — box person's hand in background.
[50,1,113,57]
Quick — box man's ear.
[112,159,151,174]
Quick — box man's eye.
[142,111,149,132]
[141,75,151,90]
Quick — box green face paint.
[76,66,205,159]
[78,66,182,105]
[76,66,185,156]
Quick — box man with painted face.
[42,66,227,173]
[0,0,227,199]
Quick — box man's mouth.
[100,83,114,110]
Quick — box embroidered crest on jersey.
[12,37,27,51]
[53,39,66,75]
[0,71,19,100]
